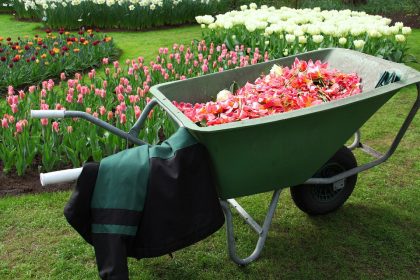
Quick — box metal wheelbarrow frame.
[32,48,420,265]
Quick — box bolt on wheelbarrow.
[32,48,420,266]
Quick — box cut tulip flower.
[174,59,361,126]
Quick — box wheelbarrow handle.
[40,168,83,186]
[31,110,65,119]
[129,98,183,138]
[31,109,146,146]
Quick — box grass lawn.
[0,14,419,279]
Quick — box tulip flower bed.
[0,40,267,175]
[174,58,361,126]
[12,0,230,30]
[197,4,413,62]
[0,29,119,91]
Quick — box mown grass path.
[0,14,419,279]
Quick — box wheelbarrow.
[31,48,420,266]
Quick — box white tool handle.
[40,168,83,186]
[31,110,65,119]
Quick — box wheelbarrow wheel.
[290,146,358,215]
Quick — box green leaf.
[229,81,239,94]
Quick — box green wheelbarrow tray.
[150,48,420,199]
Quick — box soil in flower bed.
[0,163,73,197]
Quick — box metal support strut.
[305,82,420,185]
[220,189,282,266]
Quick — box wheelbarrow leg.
[347,130,361,150]
[220,189,282,266]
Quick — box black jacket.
[64,128,224,279]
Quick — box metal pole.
[220,189,282,266]
[305,83,420,185]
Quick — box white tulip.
[285,34,295,43]
[312,35,324,44]
[298,35,307,44]
[402,27,412,35]
[353,39,365,49]
[394,22,404,28]
[395,34,406,43]
[270,64,283,76]
[389,26,399,35]
[216,90,231,102]
[338,37,347,45]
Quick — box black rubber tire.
[290,146,358,215]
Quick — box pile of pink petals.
[174,58,362,126]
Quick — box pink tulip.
[18,90,25,100]
[1,118,8,128]
[15,121,23,133]
[52,121,59,133]
[129,95,138,103]
[77,94,83,103]
[66,94,73,103]
[29,86,36,93]
[7,86,14,96]
[68,79,75,88]
[99,106,106,116]
[102,57,109,65]
[113,61,119,68]
[119,113,126,124]
[201,64,208,73]
[86,108,92,114]
[60,72,66,81]
[41,118,48,126]
[119,102,127,112]
[134,106,141,119]
[80,86,89,95]
[137,87,144,97]
[107,111,113,120]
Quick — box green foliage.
[234,0,420,14]
[0,14,419,280]
[12,0,231,30]
[0,30,119,91]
